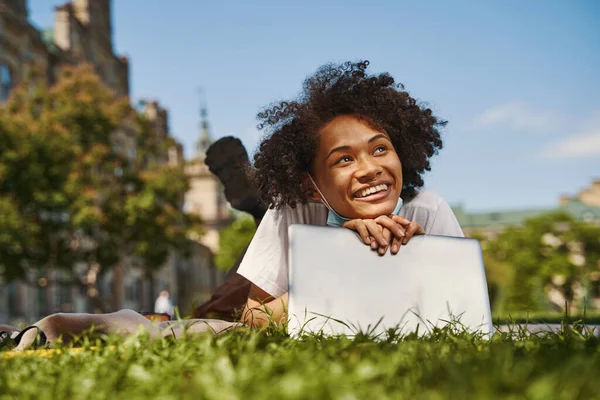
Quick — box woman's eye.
[374,146,388,154]
[336,156,352,164]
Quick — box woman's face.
[310,115,403,219]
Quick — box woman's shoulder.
[403,190,448,211]
[401,190,464,236]
[262,201,328,226]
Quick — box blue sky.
[28,0,599,212]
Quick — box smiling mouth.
[353,183,391,200]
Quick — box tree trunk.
[112,263,124,311]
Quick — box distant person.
[154,290,174,317]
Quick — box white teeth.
[357,184,388,198]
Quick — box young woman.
[1,60,463,349]
[238,60,464,327]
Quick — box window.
[112,141,123,154]
[1,64,13,103]
[582,211,596,223]
[127,147,137,161]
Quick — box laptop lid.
[287,224,493,337]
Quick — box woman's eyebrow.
[368,133,390,143]
[326,145,350,160]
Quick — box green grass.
[493,310,600,325]
[495,316,600,325]
[1,324,599,400]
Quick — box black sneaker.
[4,326,48,350]
[205,136,266,220]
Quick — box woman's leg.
[157,319,242,339]
[14,312,243,350]
[14,309,161,350]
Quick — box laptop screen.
[287,225,493,337]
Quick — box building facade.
[453,179,600,238]
[184,106,231,253]
[0,0,226,324]
[0,0,128,102]
[1,0,50,102]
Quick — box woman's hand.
[395,216,425,244]
[342,215,424,255]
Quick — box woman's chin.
[351,203,396,219]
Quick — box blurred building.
[178,104,230,310]
[184,105,231,253]
[0,0,128,102]
[454,179,600,238]
[559,178,600,214]
[0,0,226,324]
[1,0,49,103]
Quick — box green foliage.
[480,211,600,315]
[123,167,203,271]
[469,232,514,311]
[0,65,199,300]
[493,310,600,325]
[0,197,39,280]
[215,214,257,271]
[1,327,600,399]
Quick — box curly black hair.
[253,60,446,209]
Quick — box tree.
[468,232,514,312]
[0,65,199,312]
[0,68,83,282]
[123,166,203,273]
[215,213,257,272]
[482,211,600,314]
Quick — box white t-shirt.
[237,190,464,297]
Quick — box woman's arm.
[241,284,288,328]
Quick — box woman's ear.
[302,173,322,201]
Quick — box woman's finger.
[402,222,425,244]
[391,215,411,227]
[378,227,392,255]
[342,220,372,245]
[391,235,402,255]
[375,215,406,239]
[364,219,387,247]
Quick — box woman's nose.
[355,158,382,181]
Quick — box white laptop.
[287,224,493,338]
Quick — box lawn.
[1,324,599,400]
